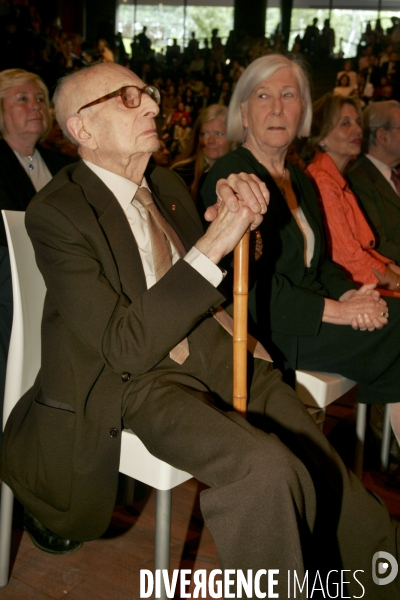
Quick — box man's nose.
[142,93,160,116]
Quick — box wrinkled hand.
[204,172,269,230]
[338,284,388,331]
[195,197,263,265]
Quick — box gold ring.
[381,311,387,317]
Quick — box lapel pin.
[172,204,176,210]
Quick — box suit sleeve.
[26,199,225,378]
[348,173,400,265]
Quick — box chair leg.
[355,403,367,480]
[380,404,392,473]
[155,489,172,600]
[0,482,14,587]
[122,475,136,507]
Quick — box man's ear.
[66,115,97,149]
[376,126,388,147]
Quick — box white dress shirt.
[83,160,223,289]
[366,154,399,195]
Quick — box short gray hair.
[227,54,312,143]
[362,100,400,152]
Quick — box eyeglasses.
[77,85,161,114]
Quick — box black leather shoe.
[23,511,83,554]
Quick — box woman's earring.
[320,143,327,151]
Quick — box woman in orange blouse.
[305,93,400,296]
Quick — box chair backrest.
[2,210,46,428]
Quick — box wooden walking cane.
[233,229,250,417]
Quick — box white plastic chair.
[296,370,392,479]
[0,210,192,595]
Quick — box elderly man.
[1,63,399,599]
[348,100,400,264]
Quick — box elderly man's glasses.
[77,85,161,114]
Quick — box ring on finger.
[381,311,387,317]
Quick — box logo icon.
[372,551,398,585]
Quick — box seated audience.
[0,69,72,246]
[171,104,231,204]
[171,115,192,157]
[170,101,192,128]
[305,94,400,296]
[360,54,381,102]
[161,84,178,122]
[150,138,171,168]
[336,60,358,89]
[347,101,400,264]
[333,73,357,97]
[96,38,115,63]
[202,55,400,459]
[380,50,400,84]
[1,61,400,600]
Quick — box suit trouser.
[121,317,400,599]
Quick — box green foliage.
[117,3,400,59]
[289,9,400,57]
[117,3,233,51]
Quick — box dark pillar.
[234,0,266,38]
[60,0,84,35]
[36,0,84,37]
[84,0,116,44]
[280,0,293,46]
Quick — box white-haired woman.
[0,69,72,247]
[201,54,400,442]
[171,104,231,205]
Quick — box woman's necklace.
[26,155,34,171]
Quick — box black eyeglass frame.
[77,85,161,114]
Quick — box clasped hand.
[197,173,269,265]
[204,172,269,227]
[339,284,388,331]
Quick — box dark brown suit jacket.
[0,161,225,540]
[348,155,400,264]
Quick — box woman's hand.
[204,173,269,229]
[372,265,400,291]
[323,284,389,331]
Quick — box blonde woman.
[171,104,231,204]
[0,69,72,246]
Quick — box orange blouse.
[306,152,396,294]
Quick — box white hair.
[227,54,312,143]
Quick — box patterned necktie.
[134,186,190,364]
[391,170,400,197]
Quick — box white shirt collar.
[82,159,150,211]
[366,153,393,180]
